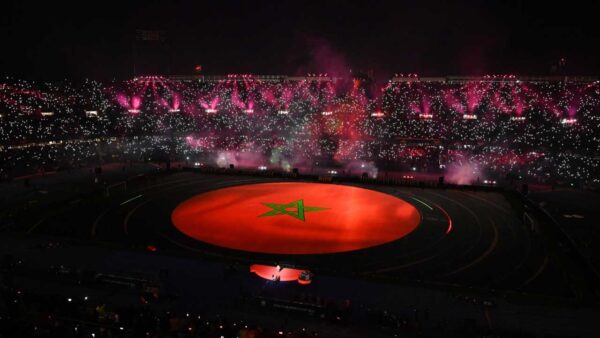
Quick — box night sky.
[1,0,598,80]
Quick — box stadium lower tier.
[1,133,600,188]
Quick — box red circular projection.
[171,183,420,254]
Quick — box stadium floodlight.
[463,114,477,120]
[243,109,254,113]
[321,111,333,116]
[560,118,577,125]
[205,108,217,113]
[168,109,181,113]
[510,116,526,121]
[419,113,433,119]
[278,110,289,115]
[41,111,54,116]
[371,111,385,117]
[85,110,98,117]
[258,165,267,170]
[127,109,141,113]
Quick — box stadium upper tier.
[1,75,598,142]
[1,75,599,184]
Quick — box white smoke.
[343,160,378,178]
[445,161,484,185]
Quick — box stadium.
[1,73,600,337]
[2,1,600,337]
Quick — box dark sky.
[1,0,598,80]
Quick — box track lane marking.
[445,218,499,276]
[123,200,152,235]
[410,196,434,210]
[519,255,549,289]
[120,194,142,205]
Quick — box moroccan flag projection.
[171,182,420,254]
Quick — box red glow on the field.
[171,183,420,254]
[250,264,311,284]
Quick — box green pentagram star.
[259,199,328,221]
